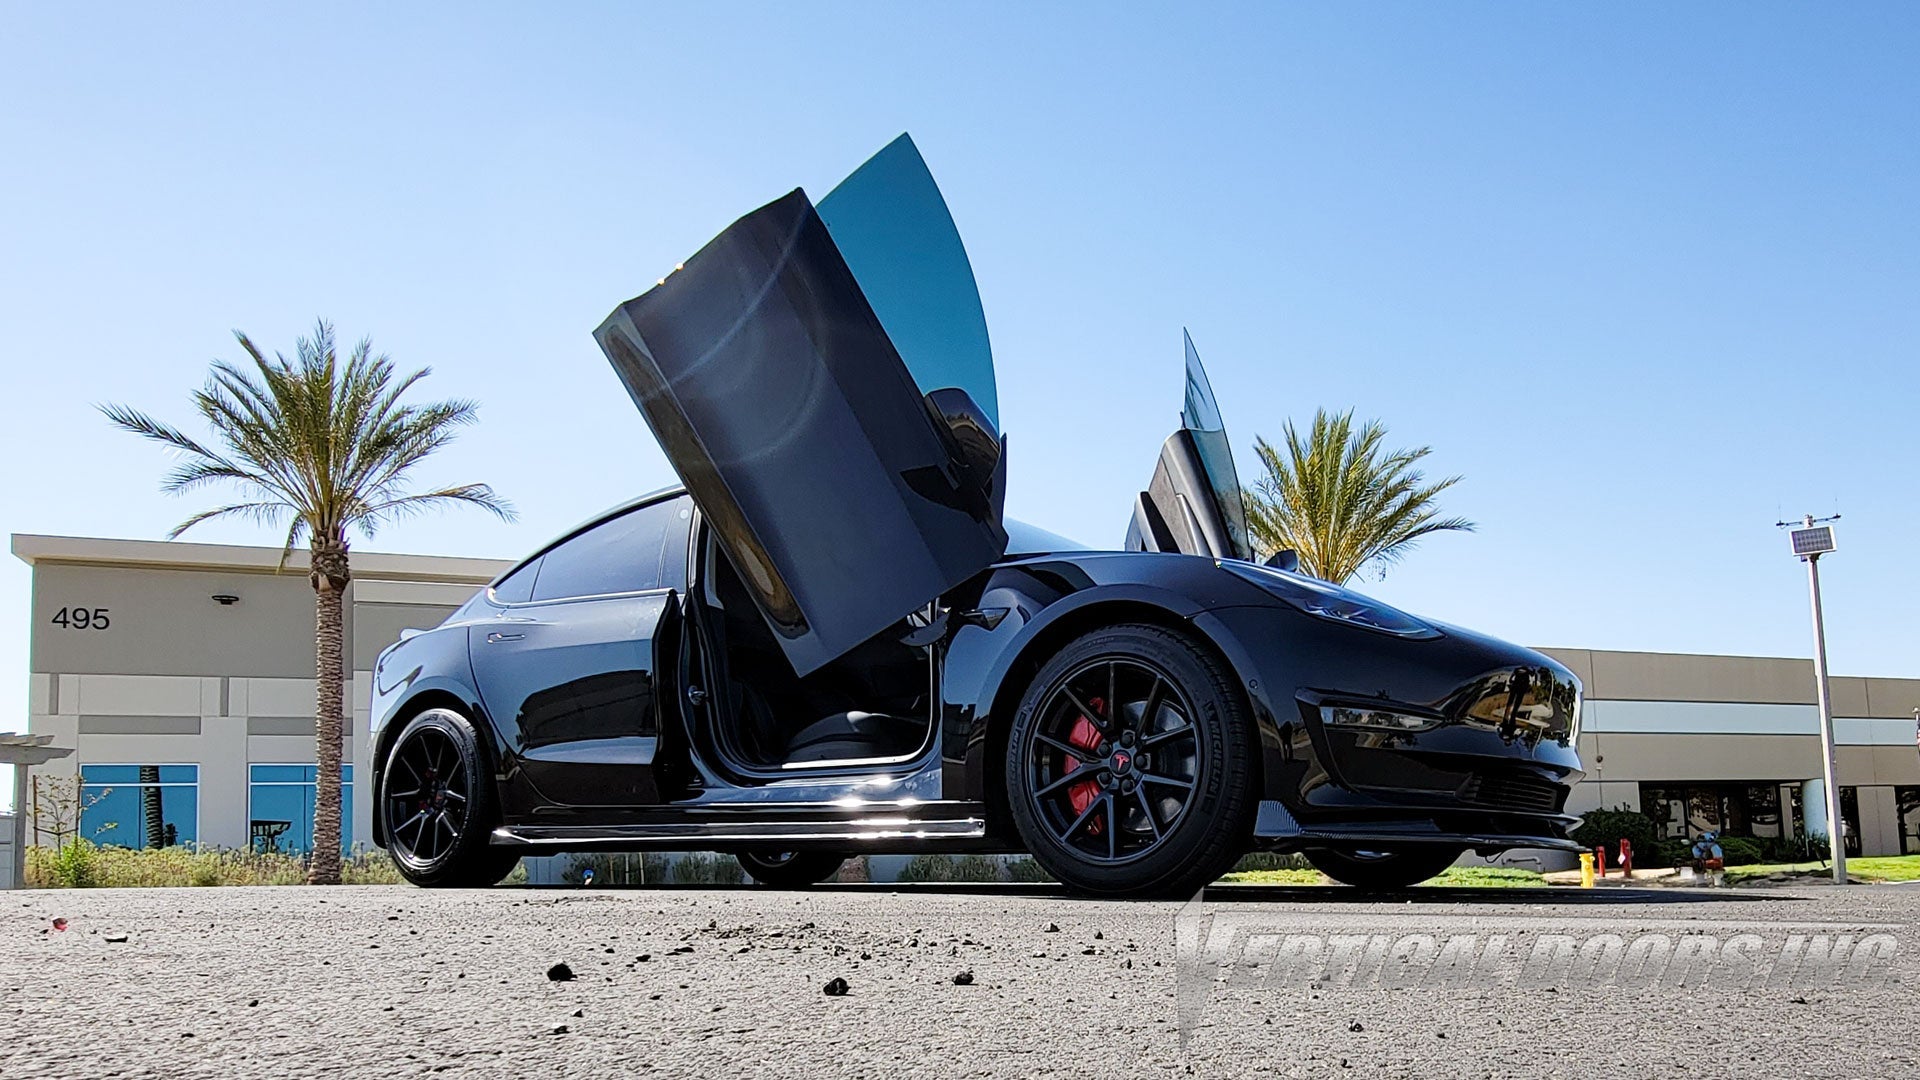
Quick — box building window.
[248,765,353,854]
[1897,788,1920,855]
[1640,782,1794,842]
[1840,786,1861,858]
[80,765,198,849]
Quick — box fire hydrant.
[1579,852,1596,888]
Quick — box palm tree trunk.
[139,764,164,848]
[307,543,350,885]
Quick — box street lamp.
[1778,514,1845,885]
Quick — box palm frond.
[165,500,292,540]
[104,320,513,559]
[1246,408,1473,584]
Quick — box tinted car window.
[489,557,541,605]
[1004,519,1089,555]
[659,497,693,591]
[530,499,681,602]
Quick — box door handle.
[486,632,525,643]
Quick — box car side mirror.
[1263,548,1299,573]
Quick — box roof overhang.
[11,533,510,585]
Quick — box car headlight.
[1219,560,1441,640]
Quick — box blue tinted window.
[817,134,998,430]
[531,497,686,601]
[489,557,541,605]
[248,765,353,855]
[1181,331,1251,560]
[1004,519,1090,555]
[80,764,198,849]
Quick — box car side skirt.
[488,799,993,852]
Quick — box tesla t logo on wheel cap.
[1112,750,1132,773]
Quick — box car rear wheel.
[737,851,846,887]
[381,708,520,888]
[1005,624,1256,898]
[1306,846,1463,890]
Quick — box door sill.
[492,803,987,849]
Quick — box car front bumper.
[1192,604,1586,854]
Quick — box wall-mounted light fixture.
[210,594,240,606]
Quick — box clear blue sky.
[4,4,1917,757]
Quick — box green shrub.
[669,852,746,885]
[896,854,1005,883]
[29,838,98,888]
[564,852,672,886]
[1571,807,1663,866]
[1004,856,1053,883]
[1233,851,1312,873]
[25,842,400,888]
[1656,838,1694,868]
[1717,836,1764,866]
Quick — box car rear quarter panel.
[368,622,492,844]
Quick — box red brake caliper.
[1063,697,1105,835]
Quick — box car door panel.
[471,592,676,807]
[594,184,1006,676]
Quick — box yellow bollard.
[1579,852,1596,888]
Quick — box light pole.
[1779,514,1845,885]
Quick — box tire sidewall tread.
[1003,623,1257,898]
[381,707,517,888]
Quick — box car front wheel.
[380,707,520,888]
[1005,624,1256,898]
[1306,846,1463,890]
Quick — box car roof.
[489,486,1092,588]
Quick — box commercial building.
[10,534,504,868]
[1539,647,1920,857]
[9,532,1919,885]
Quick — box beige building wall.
[14,534,505,856]
[1546,647,1920,857]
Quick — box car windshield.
[1004,518,1090,555]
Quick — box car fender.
[945,571,1275,807]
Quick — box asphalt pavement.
[3,881,1915,1078]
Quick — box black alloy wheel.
[1006,624,1255,897]
[737,850,847,887]
[1305,846,1464,890]
[381,708,520,888]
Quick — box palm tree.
[102,321,512,883]
[1245,408,1472,585]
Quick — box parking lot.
[4,881,1916,1079]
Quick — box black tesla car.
[370,135,1583,897]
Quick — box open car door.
[594,135,1007,676]
[1124,331,1254,561]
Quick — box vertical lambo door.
[592,135,1008,680]
[1125,330,1255,561]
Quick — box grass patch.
[1218,868,1323,886]
[1217,865,1543,888]
[1724,855,1920,884]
